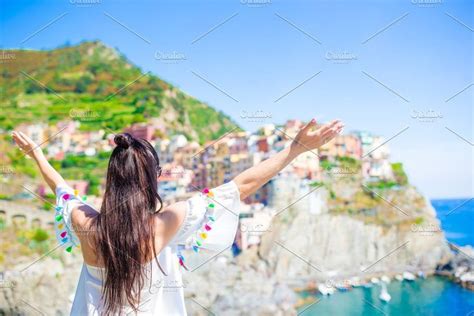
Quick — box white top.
[54,181,241,315]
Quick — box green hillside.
[0,41,239,144]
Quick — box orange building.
[319,134,362,160]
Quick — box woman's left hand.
[291,118,344,154]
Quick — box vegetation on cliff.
[0,41,239,143]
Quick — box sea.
[298,198,474,316]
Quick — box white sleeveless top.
[54,181,241,315]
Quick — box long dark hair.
[93,133,164,315]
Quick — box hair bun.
[114,133,133,149]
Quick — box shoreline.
[294,274,472,310]
[293,243,474,310]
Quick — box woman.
[12,118,343,315]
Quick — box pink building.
[68,180,90,196]
[125,124,155,141]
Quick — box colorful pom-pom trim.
[54,189,86,254]
[177,187,217,270]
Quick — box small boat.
[379,283,391,302]
[395,274,403,281]
[381,275,391,283]
[336,285,349,292]
[417,271,426,279]
[335,281,351,292]
[403,272,416,281]
[318,283,335,295]
[371,277,380,284]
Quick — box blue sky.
[1,0,472,199]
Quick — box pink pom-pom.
[204,224,212,231]
[60,231,67,238]
[63,194,70,200]
[203,188,209,194]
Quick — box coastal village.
[10,119,395,251]
[14,119,394,193]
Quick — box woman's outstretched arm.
[233,118,344,200]
[12,131,67,192]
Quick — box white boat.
[395,274,403,281]
[381,275,391,283]
[379,283,391,303]
[318,283,335,295]
[417,271,426,279]
[403,272,416,281]
[371,277,380,284]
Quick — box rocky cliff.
[183,175,453,314]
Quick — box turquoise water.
[298,277,474,315]
[298,199,474,315]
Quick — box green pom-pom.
[66,246,72,253]
[55,215,63,222]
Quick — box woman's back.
[71,201,186,268]
[74,246,186,315]
[57,180,241,315]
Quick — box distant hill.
[0,41,239,143]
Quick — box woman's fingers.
[19,132,34,146]
[320,120,341,134]
[18,133,29,147]
[320,121,344,138]
[302,118,317,132]
[308,120,338,137]
[319,122,344,144]
[293,118,344,151]
[12,132,26,147]
[12,131,37,152]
